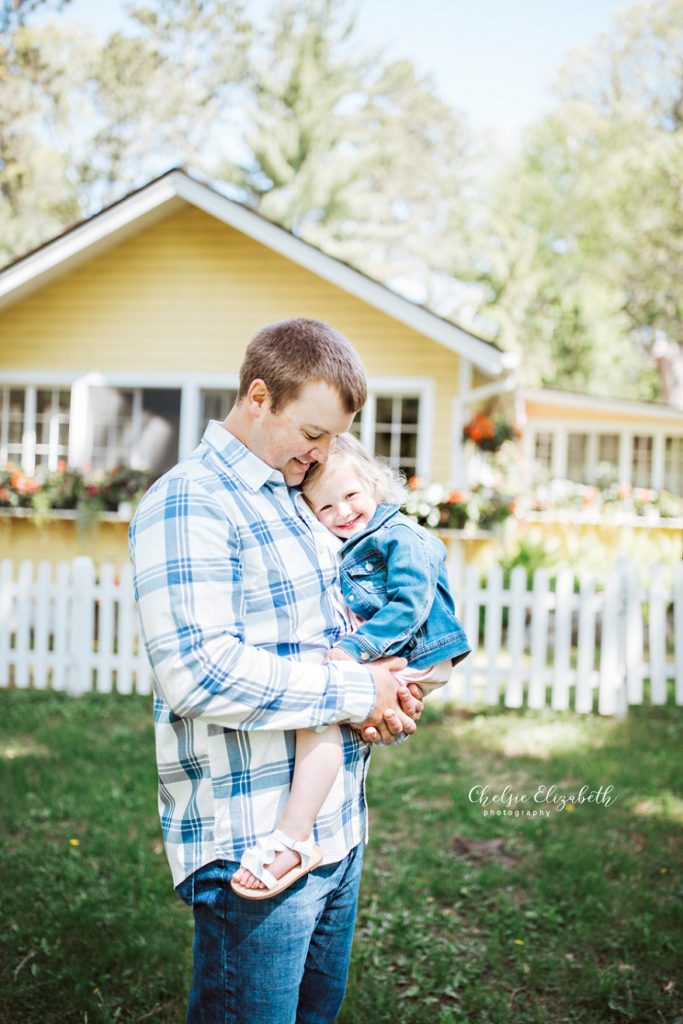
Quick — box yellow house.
[2,168,681,568]
[0,168,512,561]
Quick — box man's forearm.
[150,629,375,731]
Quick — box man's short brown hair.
[237,318,367,414]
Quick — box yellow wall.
[0,515,131,566]
[4,513,679,579]
[0,204,461,481]
[525,399,683,431]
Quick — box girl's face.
[306,460,377,539]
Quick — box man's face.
[252,381,355,486]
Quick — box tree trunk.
[653,336,683,410]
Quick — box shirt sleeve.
[129,475,375,730]
[335,523,438,663]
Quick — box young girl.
[231,433,470,899]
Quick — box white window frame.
[525,418,683,491]
[69,372,241,469]
[355,377,434,479]
[0,371,435,478]
[0,373,77,474]
[0,371,242,472]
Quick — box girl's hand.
[400,682,424,720]
[326,647,356,662]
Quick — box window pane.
[36,389,54,414]
[8,420,23,445]
[632,435,653,488]
[597,434,619,466]
[533,432,553,473]
[375,431,392,458]
[140,389,181,475]
[399,432,417,459]
[567,433,589,483]
[401,398,419,425]
[89,387,181,475]
[9,389,24,414]
[665,437,683,495]
[375,397,393,424]
[200,389,237,439]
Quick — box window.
[35,389,70,468]
[88,386,181,475]
[0,385,71,472]
[665,437,683,495]
[596,433,619,481]
[631,435,653,488]
[352,393,421,477]
[567,433,589,483]
[533,432,554,475]
[199,389,237,441]
[0,387,25,466]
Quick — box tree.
[0,0,68,33]
[216,0,475,287]
[88,0,251,195]
[466,0,683,404]
[0,20,90,264]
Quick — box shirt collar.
[202,420,287,492]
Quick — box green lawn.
[1,690,682,1024]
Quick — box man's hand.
[351,656,420,744]
[353,680,425,743]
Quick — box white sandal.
[230,828,323,900]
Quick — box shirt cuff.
[331,663,376,724]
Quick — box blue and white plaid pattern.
[129,422,376,887]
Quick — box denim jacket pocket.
[345,557,387,595]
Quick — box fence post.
[66,557,95,696]
[598,559,627,717]
[675,562,683,707]
[0,559,13,688]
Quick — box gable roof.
[0,168,514,377]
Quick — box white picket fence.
[0,556,681,715]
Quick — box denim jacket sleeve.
[336,523,438,662]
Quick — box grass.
[1,690,682,1024]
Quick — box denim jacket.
[335,503,471,669]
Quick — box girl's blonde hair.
[302,432,406,505]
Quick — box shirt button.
[348,595,356,602]
[364,562,373,570]
[360,652,370,661]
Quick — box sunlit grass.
[1,690,682,1024]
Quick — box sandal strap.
[271,829,317,869]
[238,829,316,888]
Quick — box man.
[129,318,423,1024]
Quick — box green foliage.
[497,538,558,586]
[461,0,683,404]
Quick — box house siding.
[524,400,683,430]
[0,205,460,482]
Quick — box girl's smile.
[306,462,377,539]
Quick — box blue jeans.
[176,842,364,1024]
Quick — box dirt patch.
[451,835,520,869]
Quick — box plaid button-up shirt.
[129,421,376,887]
